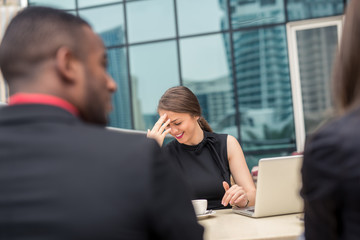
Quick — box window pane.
[287,0,344,21]
[233,26,296,153]
[79,4,125,47]
[180,34,237,138]
[230,0,285,29]
[127,0,175,43]
[177,0,229,36]
[28,0,75,9]
[129,41,180,130]
[244,150,296,172]
[107,48,132,129]
[78,0,122,8]
[296,26,338,135]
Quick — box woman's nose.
[170,127,178,135]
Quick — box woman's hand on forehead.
[146,113,171,147]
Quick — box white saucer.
[197,210,216,219]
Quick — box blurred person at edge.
[301,1,360,239]
[147,86,256,210]
[0,7,203,240]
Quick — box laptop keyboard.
[232,206,255,215]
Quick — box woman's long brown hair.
[333,0,360,115]
[157,86,213,132]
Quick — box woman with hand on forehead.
[147,86,256,210]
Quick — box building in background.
[8,0,346,168]
[100,26,132,129]
[296,26,338,134]
[184,76,233,131]
[287,0,344,21]
[220,0,295,153]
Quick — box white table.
[198,209,304,240]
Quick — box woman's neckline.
[177,131,210,151]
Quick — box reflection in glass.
[177,0,228,36]
[127,0,175,43]
[296,26,338,135]
[180,34,236,137]
[287,0,344,21]
[244,150,296,172]
[229,0,285,29]
[232,26,296,152]
[28,0,75,9]
[79,4,125,47]
[107,48,132,129]
[78,0,121,8]
[129,41,180,130]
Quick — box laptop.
[233,155,304,218]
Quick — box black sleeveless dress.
[164,131,231,210]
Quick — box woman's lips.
[175,132,184,139]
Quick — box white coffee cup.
[191,199,208,215]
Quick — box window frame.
[286,15,344,152]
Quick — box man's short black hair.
[0,7,91,82]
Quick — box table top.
[198,209,304,240]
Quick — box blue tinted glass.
[230,0,285,29]
[296,26,338,135]
[107,48,132,129]
[79,4,125,47]
[78,0,122,8]
[287,0,344,21]
[129,41,180,130]
[177,0,229,36]
[233,26,296,153]
[127,0,176,43]
[28,0,75,9]
[180,33,237,138]
[244,151,296,171]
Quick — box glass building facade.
[25,0,346,169]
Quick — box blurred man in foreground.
[0,7,203,240]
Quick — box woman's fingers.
[222,184,237,206]
[162,127,172,137]
[232,191,247,206]
[229,191,243,205]
[221,182,230,205]
[223,187,238,206]
[147,114,172,147]
[234,195,247,205]
[223,181,230,191]
[222,184,246,207]
[152,114,167,131]
[159,118,170,134]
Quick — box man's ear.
[55,47,81,84]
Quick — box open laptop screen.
[233,155,304,218]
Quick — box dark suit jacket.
[0,104,203,240]
[301,107,360,240]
